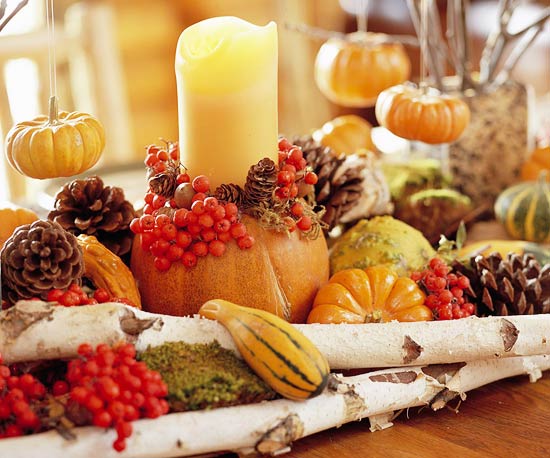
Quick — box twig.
[283,22,344,41]
[406,0,444,89]
[495,24,544,84]
[0,0,28,32]
[0,0,7,21]
[508,6,550,38]
[284,21,419,47]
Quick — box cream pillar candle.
[175,17,278,189]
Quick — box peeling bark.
[402,335,423,364]
[500,318,519,352]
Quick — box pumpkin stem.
[48,95,59,124]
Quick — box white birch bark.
[2,301,550,369]
[0,355,548,458]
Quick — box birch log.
[0,355,548,458]
[2,301,550,369]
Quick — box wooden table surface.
[220,371,550,458]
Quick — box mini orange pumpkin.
[307,266,432,324]
[312,115,376,155]
[521,145,550,182]
[4,96,105,179]
[314,32,411,108]
[0,203,39,250]
[375,84,470,144]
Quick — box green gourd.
[494,172,550,243]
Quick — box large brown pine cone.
[1,220,84,304]
[452,252,550,316]
[243,158,277,208]
[293,135,392,231]
[48,176,137,257]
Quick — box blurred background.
[0,0,548,203]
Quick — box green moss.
[139,341,277,412]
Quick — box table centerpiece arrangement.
[0,1,549,456]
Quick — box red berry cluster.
[143,142,179,176]
[65,343,169,452]
[0,353,46,438]
[411,258,475,320]
[37,284,134,308]
[277,138,318,233]
[131,174,254,272]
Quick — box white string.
[356,0,369,33]
[46,0,56,97]
[420,0,430,89]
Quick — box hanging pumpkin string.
[419,0,429,92]
[375,0,471,145]
[46,0,59,123]
[356,0,369,33]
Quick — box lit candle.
[175,17,278,189]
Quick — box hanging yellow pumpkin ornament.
[312,0,411,108]
[5,97,105,179]
[3,0,105,180]
[374,0,470,145]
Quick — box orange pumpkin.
[307,266,432,324]
[0,203,39,250]
[375,84,470,144]
[4,97,105,179]
[131,215,329,323]
[521,145,550,182]
[314,32,411,108]
[312,115,376,155]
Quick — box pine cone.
[1,220,84,304]
[214,183,244,205]
[148,163,179,198]
[452,253,550,316]
[243,158,277,208]
[48,176,137,257]
[294,135,392,231]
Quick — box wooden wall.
[109,0,346,158]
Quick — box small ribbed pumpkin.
[312,114,376,155]
[314,32,411,108]
[307,266,432,324]
[521,146,550,182]
[375,84,470,144]
[494,171,550,243]
[4,96,105,179]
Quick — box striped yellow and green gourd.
[494,171,550,243]
[199,299,330,401]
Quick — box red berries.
[131,177,255,272]
[66,342,169,452]
[412,257,475,320]
[0,359,46,438]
